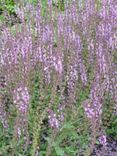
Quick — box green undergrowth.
[102,93,117,140]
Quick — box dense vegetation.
[0,0,117,156]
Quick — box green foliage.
[28,68,52,155]
[106,115,117,139]
[45,89,90,156]
[0,0,17,26]
[53,0,65,11]
[27,0,38,6]
[0,0,15,15]
[0,14,5,23]
[102,93,117,139]
[45,111,89,156]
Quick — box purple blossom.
[53,54,63,75]
[99,135,107,146]
[15,7,25,22]
[13,85,29,113]
[48,109,60,129]
[47,0,52,7]
[66,63,78,100]
[0,1,116,150]
[48,104,65,129]
[83,100,95,119]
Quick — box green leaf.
[71,131,79,139]
[96,140,100,145]
[18,154,23,156]
[40,151,46,156]
[55,146,64,156]
[61,122,74,130]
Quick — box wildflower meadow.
[0,0,117,156]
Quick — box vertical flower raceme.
[83,99,94,119]
[48,109,60,129]
[57,13,64,38]
[13,84,29,139]
[0,96,8,129]
[87,38,95,64]
[1,26,33,85]
[15,7,25,23]
[95,0,116,95]
[53,54,63,75]
[13,85,29,114]
[1,28,14,66]
[109,63,117,115]
[66,63,78,101]
[48,104,64,129]
[90,73,103,119]
[0,103,8,129]
[35,3,41,36]
[75,35,87,86]
[83,71,105,120]
[0,76,8,129]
